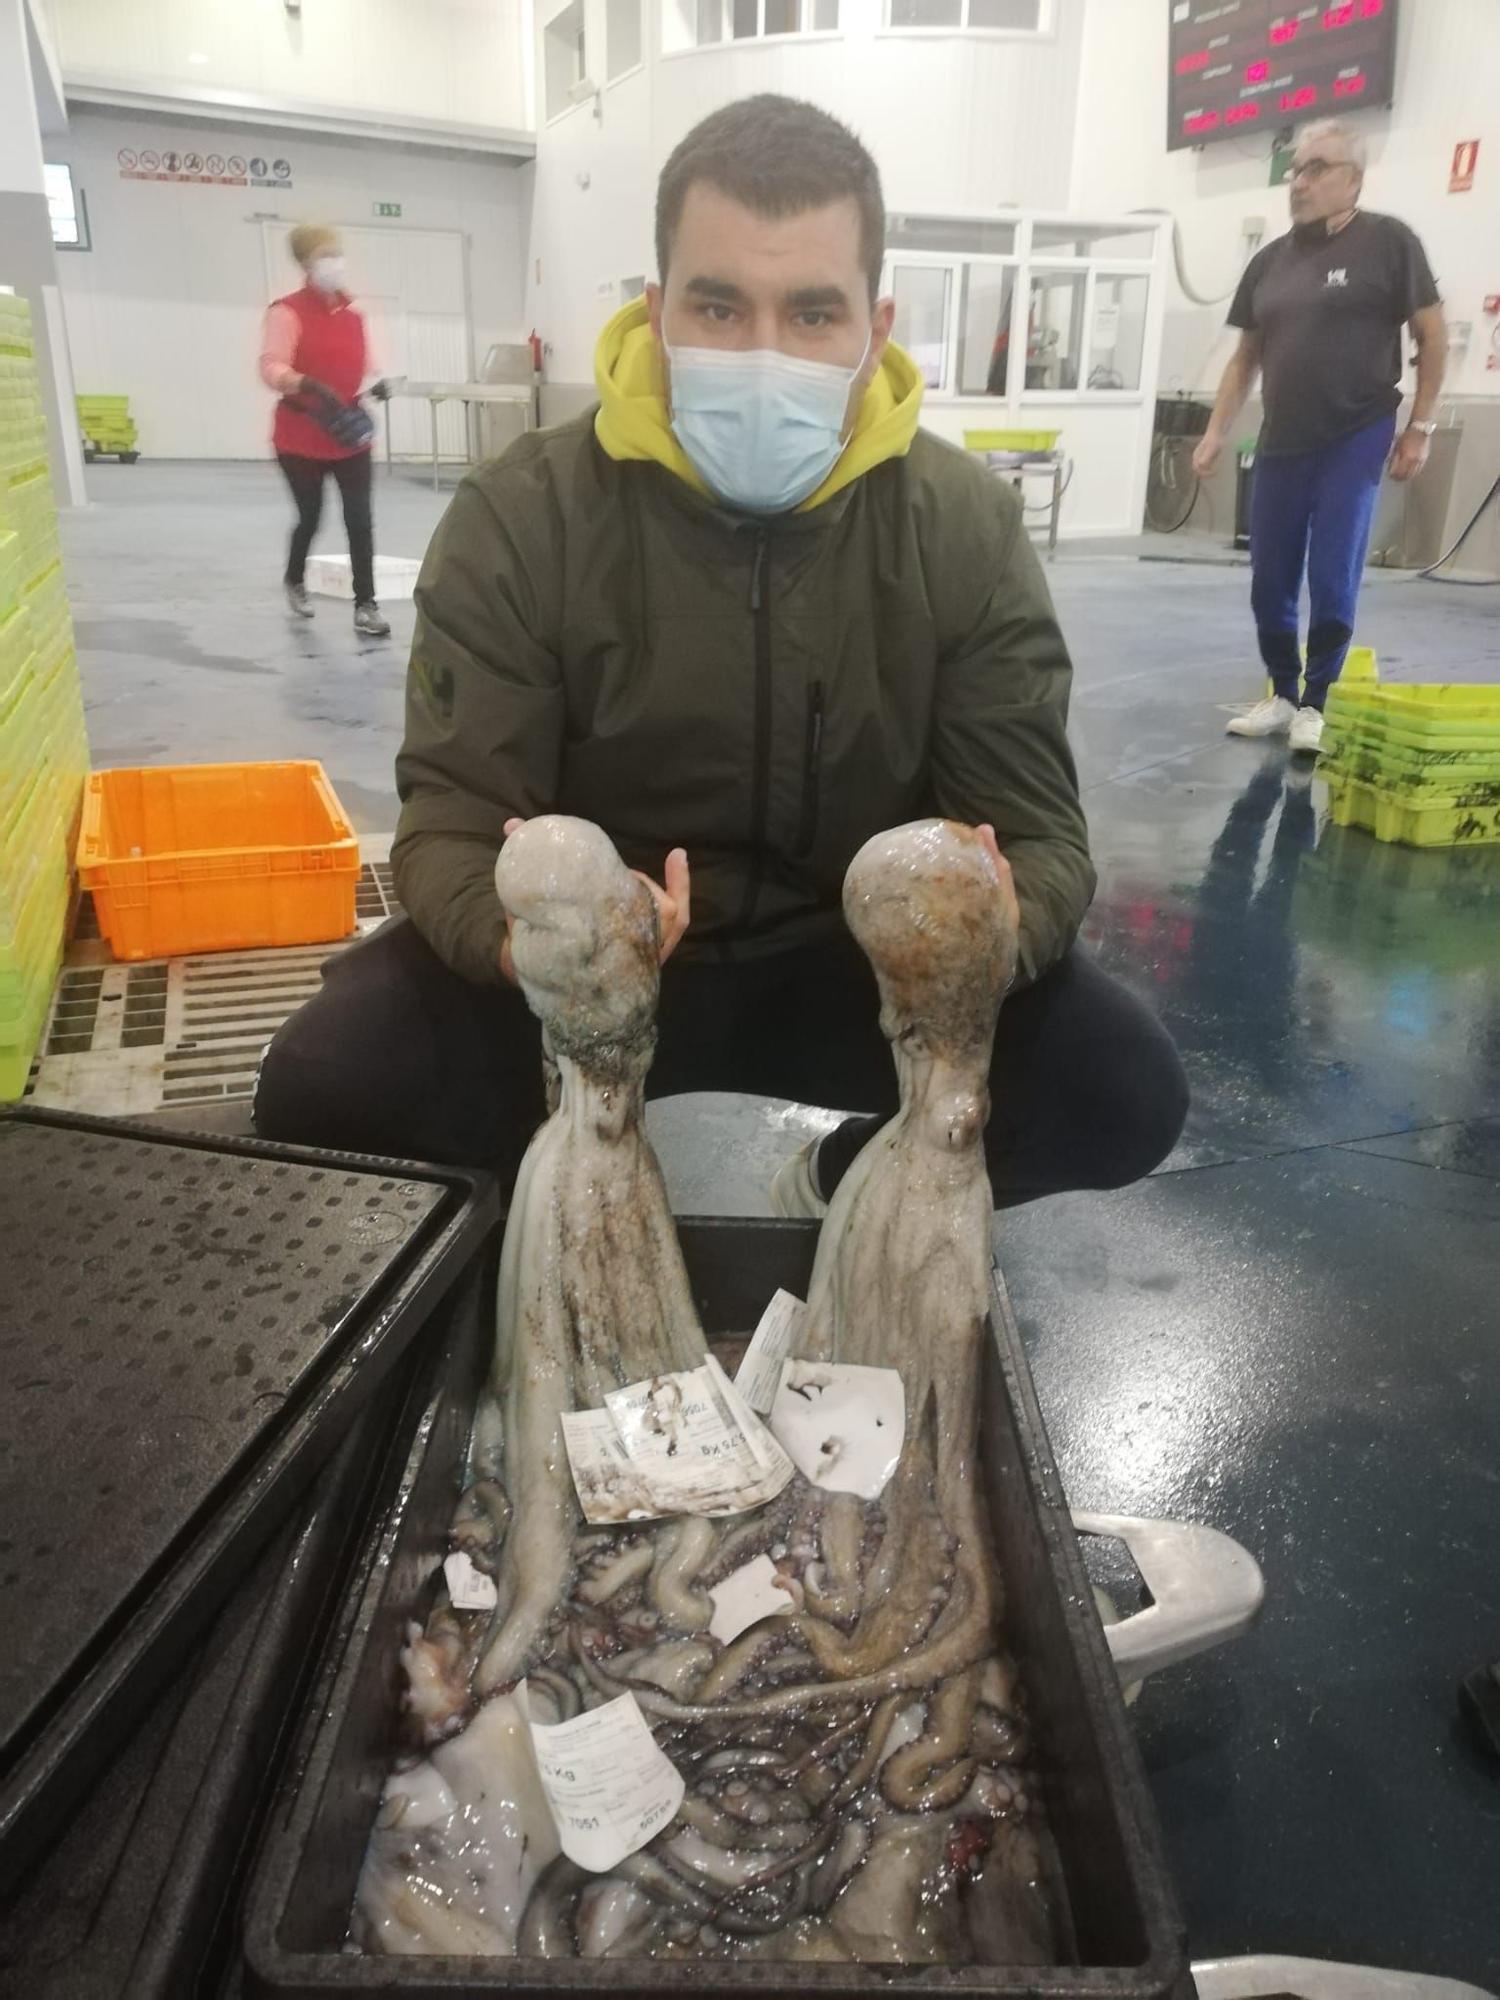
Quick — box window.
[886,216,1156,401]
[888,0,1042,29]
[44,163,88,251]
[957,264,1017,396]
[889,214,1016,256]
[1030,222,1155,259]
[891,265,953,392]
[1087,272,1149,391]
[1025,269,1085,392]
[544,0,588,121]
[606,0,642,78]
[666,0,837,50]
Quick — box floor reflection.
[1087,753,1500,1165]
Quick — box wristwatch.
[1409,420,1438,436]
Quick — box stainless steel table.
[982,448,1066,559]
[383,379,537,488]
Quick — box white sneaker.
[1288,706,1325,755]
[769,1138,828,1220]
[1226,695,1297,739]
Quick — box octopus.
[354,816,1060,1967]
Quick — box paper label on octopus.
[769,1361,906,1499]
[708,1550,797,1644]
[734,1288,808,1414]
[442,1549,499,1612]
[558,1407,659,1523]
[561,1363,795,1523]
[522,1684,685,1873]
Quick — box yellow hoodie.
[592,298,924,512]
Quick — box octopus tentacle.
[880,1666,981,1812]
[649,1516,717,1630]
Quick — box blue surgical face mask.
[665,337,871,514]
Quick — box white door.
[262,222,471,460]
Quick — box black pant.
[277,449,375,603]
[254,917,1189,1206]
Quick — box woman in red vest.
[260,224,391,638]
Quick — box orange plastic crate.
[78,761,360,961]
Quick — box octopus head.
[495,817,660,1076]
[843,820,1017,1060]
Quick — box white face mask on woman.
[309,254,347,295]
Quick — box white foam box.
[305,553,422,602]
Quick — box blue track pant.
[1249,412,1396,712]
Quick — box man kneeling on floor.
[255,94,1188,1207]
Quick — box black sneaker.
[353,600,391,639]
[285,581,314,619]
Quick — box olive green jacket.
[393,418,1094,991]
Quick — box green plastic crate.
[1326,681,1500,748]
[964,428,1062,452]
[1324,768,1500,848]
[1321,731,1500,791]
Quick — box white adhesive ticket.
[708,1551,796,1644]
[734,1288,809,1414]
[606,1361,795,1515]
[561,1363,795,1524]
[769,1360,906,1500]
[523,1684,685,1873]
[558,1406,658,1523]
[442,1549,498,1612]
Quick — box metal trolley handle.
[1072,1510,1265,1682]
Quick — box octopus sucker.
[359,819,1062,1967]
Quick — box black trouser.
[254,917,1190,1206]
[277,448,375,603]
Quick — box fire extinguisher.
[528,329,544,376]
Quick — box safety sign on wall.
[117,146,293,189]
[1449,139,1479,194]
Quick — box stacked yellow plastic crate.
[0,290,90,1098]
[1321,683,1500,849]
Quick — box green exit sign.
[373,201,402,218]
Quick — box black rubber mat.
[0,1108,497,1880]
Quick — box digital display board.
[1168,0,1398,151]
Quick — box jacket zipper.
[794,679,824,859]
[734,529,772,932]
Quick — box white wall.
[46,105,529,459]
[528,0,1086,383]
[38,0,529,134]
[1071,0,1500,400]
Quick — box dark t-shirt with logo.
[1228,210,1440,456]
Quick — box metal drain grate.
[26,862,402,1117]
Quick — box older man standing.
[1193,120,1446,754]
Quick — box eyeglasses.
[1289,157,1353,183]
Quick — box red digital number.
[1175,48,1210,74]
[1245,58,1270,82]
[1225,102,1260,124]
[1323,4,1354,26]
[1359,0,1383,14]
[1279,84,1317,110]
[1269,19,1299,43]
[1185,111,1221,135]
[1333,71,1366,95]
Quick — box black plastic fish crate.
[241,1217,1193,1999]
[0,1107,498,1885]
